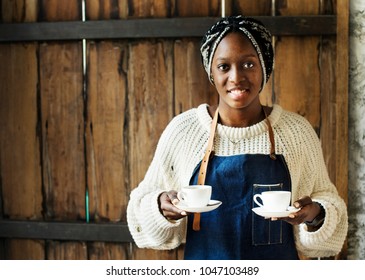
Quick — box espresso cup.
[177,185,212,207]
[253,191,291,212]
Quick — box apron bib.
[184,108,299,260]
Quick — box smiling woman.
[126,15,348,260]
[0,0,351,262]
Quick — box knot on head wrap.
[200,15,274,89]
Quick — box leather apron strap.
[263,106,277,160]
[193,108,219,231]
[192,106,276,231]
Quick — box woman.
[127,15,348,259]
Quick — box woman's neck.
[217,105,266,128]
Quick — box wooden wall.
[0,0,348,259]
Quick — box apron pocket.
[252,183,284,246]
[252,217,283,245]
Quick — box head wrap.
[200,15,274,89]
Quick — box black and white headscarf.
[200,15,274,89]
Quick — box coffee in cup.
[253,191,291,212]
[177,185,212,207]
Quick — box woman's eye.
[243,62,254,69]
[218,64,229,71]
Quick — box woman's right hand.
[158,190,188,220]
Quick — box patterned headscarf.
[200,15,274,89]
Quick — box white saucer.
[252,206,300,218]
[175,200,222,213]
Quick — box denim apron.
[184,109,299,260]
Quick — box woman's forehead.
[214,33,258,57]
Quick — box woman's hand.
[279,196,322,227]
[158,190,188,220]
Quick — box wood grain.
[274,0,321,129]
[0,43,44,259]
[0,0,43,261]
[1,0,38,22]
[86,41,128,222]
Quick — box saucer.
[174,200,222,213]
[252,206,300,218]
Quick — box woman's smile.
[227,87,249,100]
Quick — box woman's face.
[211,32,263,112]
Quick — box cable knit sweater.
[127,104,348,258]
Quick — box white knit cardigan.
[126,104,348,258]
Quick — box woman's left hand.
[278,196,321,226]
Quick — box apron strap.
[263,106,277,160]
[192,106,275,231]
[193,108,219,231]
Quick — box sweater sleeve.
[127,183,187,250]
[126,115,190,250]
[289,117,348,258]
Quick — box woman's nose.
[229,66,245,83]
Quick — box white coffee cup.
[177,185,212,207]
[253,191,291,212]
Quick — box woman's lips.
[227,89,248,99]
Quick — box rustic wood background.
[0,0,348,259]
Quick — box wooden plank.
[127,40,174,199]
[127,39,175,260]
[0,220,133,242]
[39,42,85,220]
[126,1,177,262]
[128,0,171,17]
[0,43,42,220]
[0,16,337,42]
[85,1,132,260]
[319,0,338,195]
[274,36,321,128]
[46,242,88,260]
[39,0,80,21]
[3,240,45,260]
[1,0,38,23]
[319,37,337,184]
[86,41,131,258]
[173,0,220,16]
[233,0,272,16]
[39,41,86,260]
[334,0,349,203]
[88,242,129,259]
[334,0,349,260]
[38,0,86,261]
[0,43,44,260]
[86,0,128,19]
[273,0,321,129]
[0,0,43,261]
[86,41,128,222]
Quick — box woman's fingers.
[166,190,179,205]
[159,191,187,220]
[293,196,312,208]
